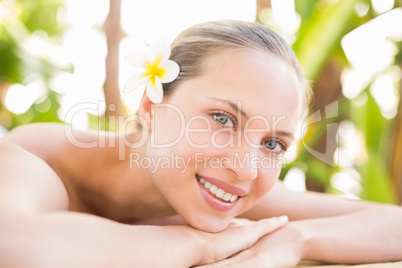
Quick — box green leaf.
[359,152,396,203]
[294,0,319,21]
[293,0,361,80]
[350,92,395,203]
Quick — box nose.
[226,144,259,182]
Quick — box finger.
[205,216,288,263]
[194,250,260,268]
[233,216,289,249]
[255,215,289,234]
[221,254,268,268]
[194,252,249,268]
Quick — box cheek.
[236,167,280,217]
[254,166,281,198]
[152,106,185,145]
[186,119,213,148]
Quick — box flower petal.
[159,60,180,83]
[123,72,150,93]
[149,38,171,62]
[145,76,163,103]
[125,52,149,69]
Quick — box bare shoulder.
[0,123,119,214]
[4,122,120,164]
[4,123,100,157]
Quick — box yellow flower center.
[143,57,166,80]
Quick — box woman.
[0,20,401,268]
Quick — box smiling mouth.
[196,174,239,203]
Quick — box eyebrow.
[274,131,295,141]
[208,97,295,141]
[207,97,249,118]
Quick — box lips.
[196,174,247,196]
[196,174,239,202]
[196,174,246,211]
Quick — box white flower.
[123,39,180,103]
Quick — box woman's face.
[146,49,301,232]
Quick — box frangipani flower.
[123,39,180,103]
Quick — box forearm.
[296,204,402,263]
[0,211,203,268]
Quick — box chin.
[186,214,232,233]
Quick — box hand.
[195,221,306,268]
[193,216,289,266]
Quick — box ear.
[137,91,153,132]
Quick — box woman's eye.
[213,114,234,128]
[263,140,281,152]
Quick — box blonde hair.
[164,20,312,119]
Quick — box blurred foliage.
[0,0,67,130]
[293,0,360,79]
[15,0,64,35]
[259,0,401,204]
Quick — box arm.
[203,182,402,267]
[200,204,402,267]
[0,210,206,268]
[250,181,402,262]
[297,204,402,263]
[1,210,290,268]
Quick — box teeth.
[216,189,225,199]
[197,175,239,203]
[229,195,238,202]
[223,193,232,201]
[209,185,218,194]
